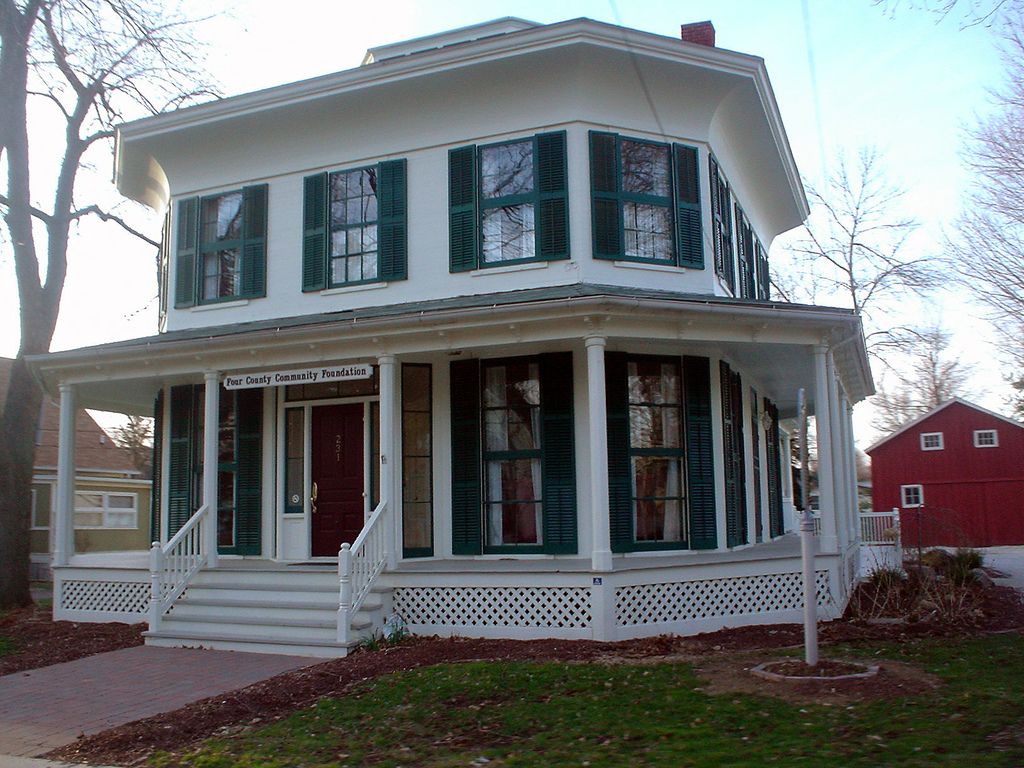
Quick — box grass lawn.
[152,633,1024,768]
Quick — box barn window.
[901,484,923,507]
[920,432,943,451]
[974,429,998,448]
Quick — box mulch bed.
[0,584,1020,766]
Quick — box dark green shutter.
[449,146,478,272]
[378,159,408,281]
[150,390,164,543]
[233,388,262,556]
[756,242,770,300]
[537,132,569,261]
[684,356,716,549]
[750,388,762,543]
[673,144,703,269]
[765,398,784,538]
[590,131,622,260]
[174,197,199,308]
[539,352,576,553]
[302,172,328,292]
[168,385,196,536]
[720,361,747,548]
[450,359,482,554]
[605,352,633,551]
[241,184,268,299]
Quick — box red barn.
[867,399,1024,548]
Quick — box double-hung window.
[606,354,716,552]
[302,159,408,290]
[175,185,268,307]
[590,132,702,268]
[450,353,576,555]
[449,132,568,271]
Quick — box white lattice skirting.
[395,586,592,628]
[394,570,836,640]
[57,579,150,622]
[616,570,832,626]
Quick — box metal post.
[798,388,819,666]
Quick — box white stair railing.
[337,498,391,645]
[148,504,211,631]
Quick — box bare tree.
[871,325,975,433]
[111,415,154,478]
[948,21,1024,382]
[0,0,215,608]
[775,147,938,360]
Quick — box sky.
[0,0,1010,440]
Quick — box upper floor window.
[921,432,944,451]
[174,185,268,308]
[449,132,568,271]
[303,159,407,291]
[590,132,702,268]
[974,429,999,447]
[734,204,770,300]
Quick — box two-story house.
[868,398,1024,548]
[29,18,872,656]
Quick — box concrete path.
[0,645,313,759]
[979,546,1024,591]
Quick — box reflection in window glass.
[621,140,671,196]
[480,140,536,264]
[200,192,244,301]
[329,168,379,286]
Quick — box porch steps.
[144,567,391,657]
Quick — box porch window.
[174,185,268,307]
[302,160,408,291]
[450,353,577,555]
[590,132,702,268]
[402,364,433,557]
[449,132,568,271]
[763,398,785,538]
[607,354,716,551]
[166,385,262,555]
[720,361,747,548]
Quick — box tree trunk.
[0,356,44,608]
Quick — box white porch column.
[53,383,77,567]
[377,355,398,568]
[586,336,613,572]
[203,372,220,568]
[813,345,837,550]
[845,398,859,542]
[827,352,848,551]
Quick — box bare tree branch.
[70,203,159,247]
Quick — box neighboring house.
[0,357,151,580]
[28,18,871,656]
[868,398,1024,548]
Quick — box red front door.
[310,403,365,557]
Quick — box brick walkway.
[0,646,313,758]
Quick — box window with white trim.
[920,432,944,451]
[73,492,138,529]
[974,429,998,448]
[901,484,923,508]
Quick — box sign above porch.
[224,364,373,390]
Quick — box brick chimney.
[680,21,715,48]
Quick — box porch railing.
[860,508,901,545]
[148,504,211,630]
[337,498,391,645]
